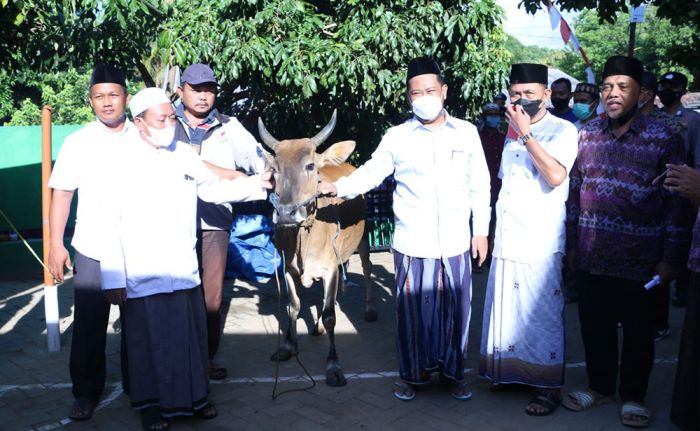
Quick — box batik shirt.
[567,114,690,281]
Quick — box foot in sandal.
[620,401,651,428]
[562,388,612,412]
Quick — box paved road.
[0,251,684,430]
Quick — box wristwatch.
[518,133,533,146]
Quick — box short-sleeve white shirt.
[48,119,136,260]
[493,112,578,263]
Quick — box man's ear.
[176,86,184,100]
[320,140,355,167]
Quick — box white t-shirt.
[493,112,578,263]
[48,119,136,260]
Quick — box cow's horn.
[257,117,280,150]
[310,109,337,147]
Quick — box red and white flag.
[547,1,595,84]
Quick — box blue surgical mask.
[485,115,500,128]
[572,103,593,120]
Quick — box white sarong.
[479,253,565,387]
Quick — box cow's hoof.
[312,320,326,336]
[270,349,294,362]
[364,308,378,322]
[325,367,347,387]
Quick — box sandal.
[194,402,218,420]
[525,389,561,416]
[620,401,651,428]
[69,397,97,421]
[449,380,473,401]
[562,389,612,412]
[140,406,169,431]
[209,366,228,380]
[392,381,416,401]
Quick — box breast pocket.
[447,149,470,185]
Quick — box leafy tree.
[553,8,697,87]
[520,0,700,25]
[158,0,511,160]
[505,35,565,67]
[6,69,96,125]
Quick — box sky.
[496,0,579,50]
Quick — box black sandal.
[140,406,169,431]
[194,402,218,420]
[525,389,562,416]
[69,397,97,421]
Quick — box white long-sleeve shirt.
[335,113,491,259]
[493,112,578,263]
[100,138,267,298]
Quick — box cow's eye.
[305,163,315,171]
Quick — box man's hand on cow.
[260,171,274,190]
[317,181,338,197]
[104,288,127,305]
[48,245,72,283]
[664,163,700,203]
[472,235,488,267]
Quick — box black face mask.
[513,98,542,117]
[658,88,683,106]
[551,96,570,110]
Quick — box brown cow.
[258,110,374,386]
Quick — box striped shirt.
[567,113,691,281]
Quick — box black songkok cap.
[640,71,658,90]
[509,63,548,85]
[407,57,441,82]
[90,64,126,88]
[574,83,600,99]
[602,56,643,83]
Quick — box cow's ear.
[320,140,355,167]
[261,147,274,167]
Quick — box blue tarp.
[225,208,281,282]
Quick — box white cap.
[129,87,171,117]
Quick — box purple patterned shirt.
[567,113,691,281]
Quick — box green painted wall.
[0,125,82,279]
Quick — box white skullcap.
[129,87,171,117]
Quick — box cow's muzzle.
[269,193,317,226]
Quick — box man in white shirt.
[47,64,133,421]
[318,57,490,401]
[174,63,266,380]
[100,88,271,430]
[479,63,578,416]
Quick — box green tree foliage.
[505,35,565,67]
[158,0,512,159]
[520,0,700,25]
[6,69,95,126]
[0,0,161,83]
[554,8,697,87]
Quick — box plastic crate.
[364,176,396,251]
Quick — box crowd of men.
[46,55,698,430]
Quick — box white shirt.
[100,138,267,298]
[493,112,578,263]
[177,113,267,230]
[48,119,136,260]
[335,113,491,259]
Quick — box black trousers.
[577,270,655,403]
[652,280,670,331]
[70,251,129,401]
[671,272,700,430]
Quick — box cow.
[258,110,374,386]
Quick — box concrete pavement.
[0,251,684,430]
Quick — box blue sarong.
[394,249,472,384]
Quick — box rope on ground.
[0,207,53,275]
[271,244,316,400]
